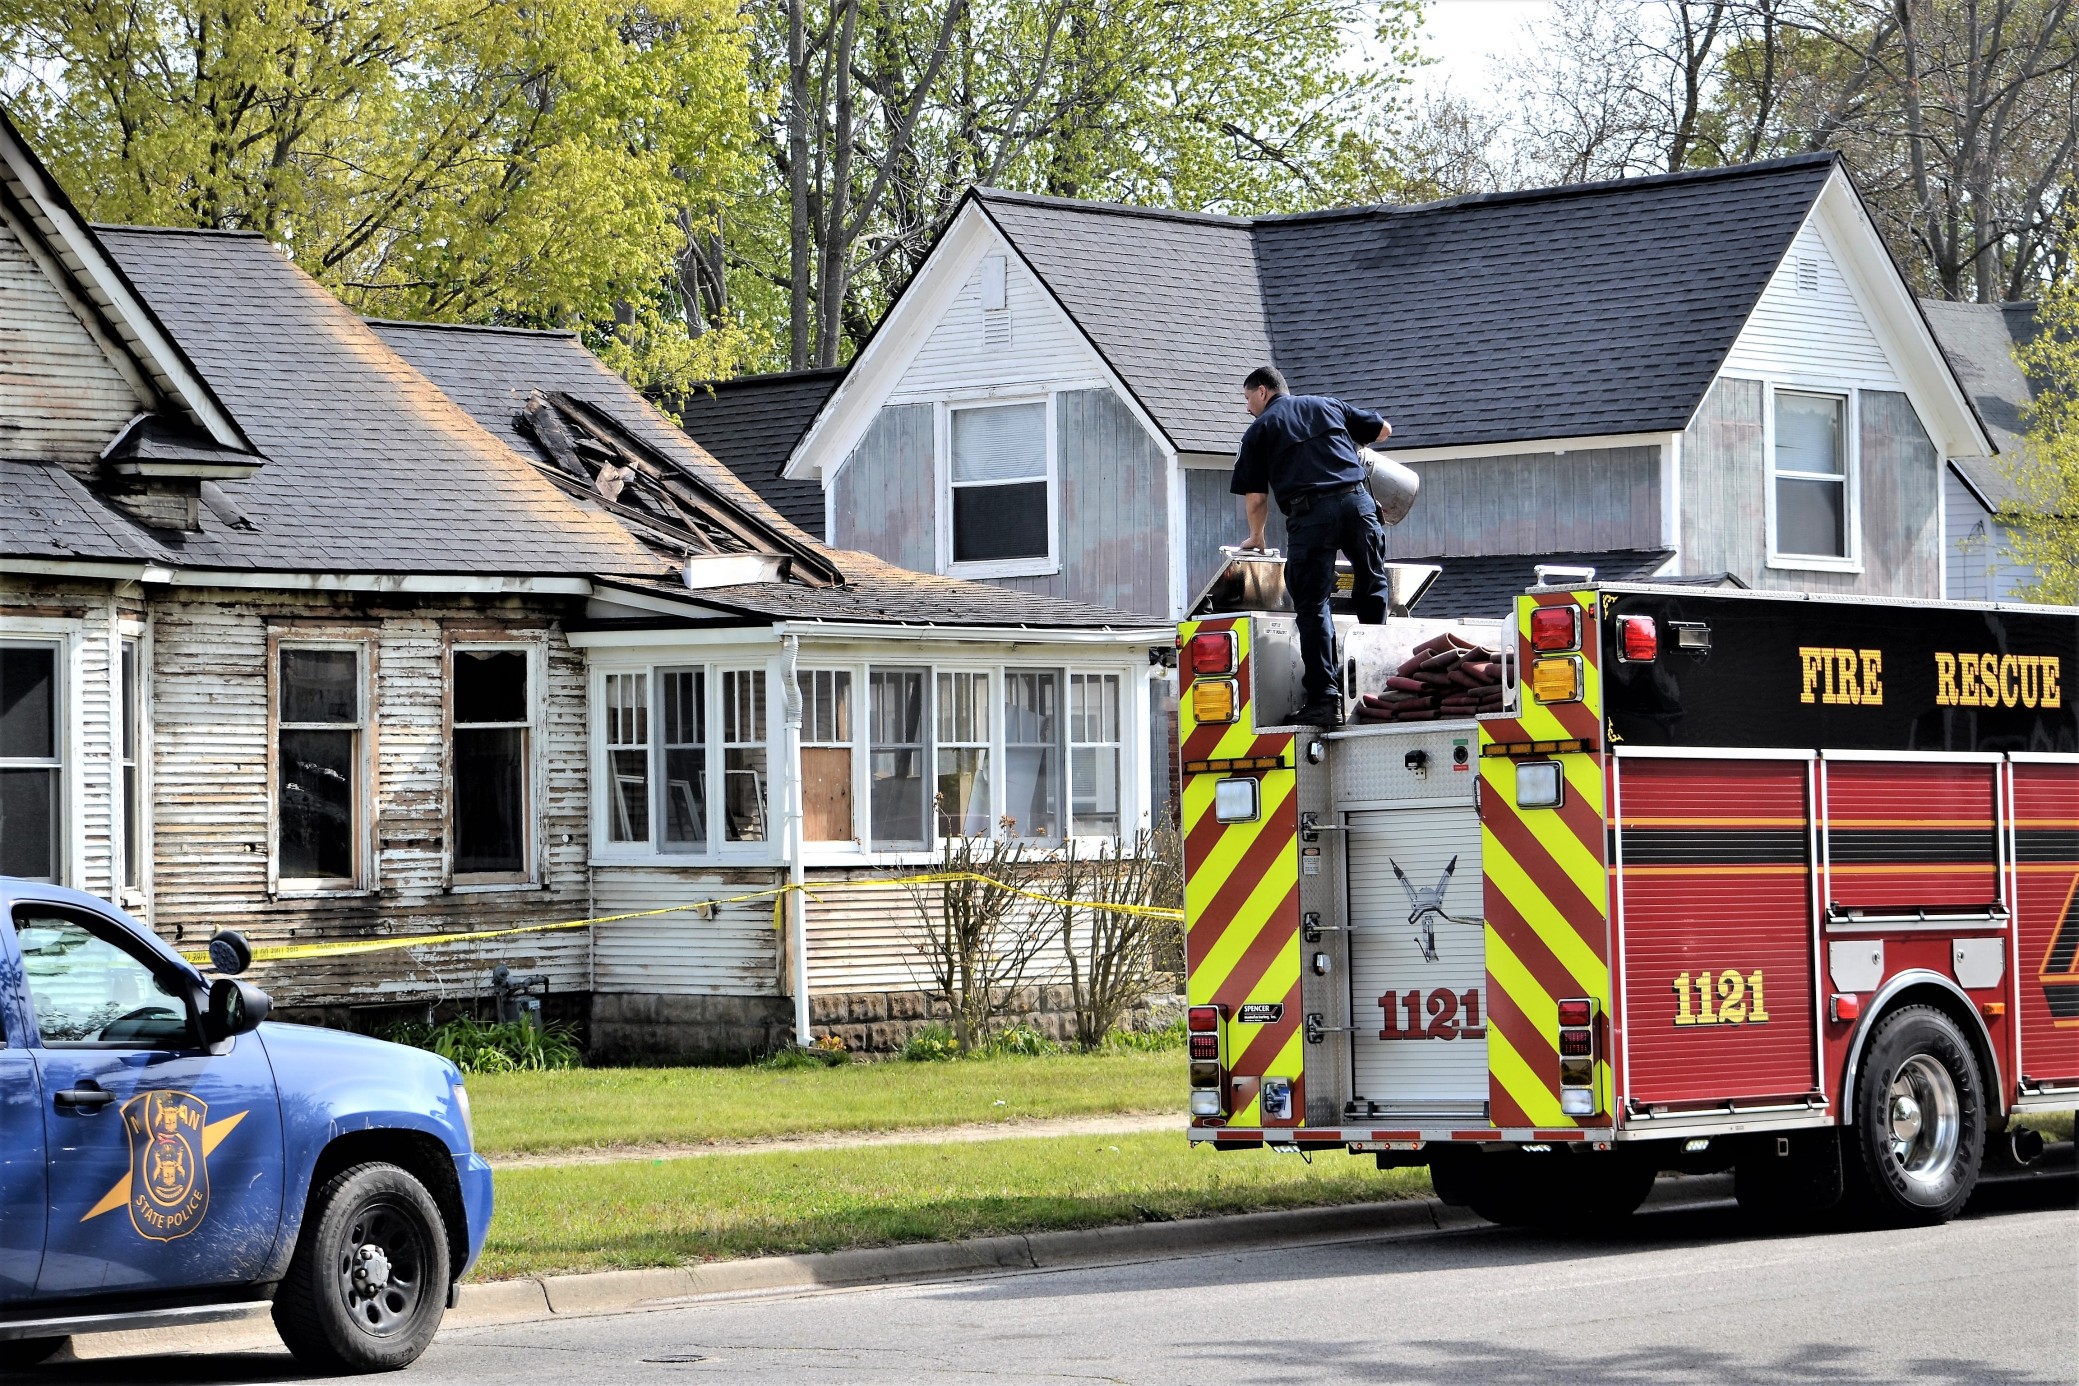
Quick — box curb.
[448,1197,1478,1328]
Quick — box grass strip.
[477,1131,1427,1279]
[2010,1109,2074,1142]
[469,1051,1183,1158]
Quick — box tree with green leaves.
[1,0,761,388]
[2005,223,2079,601]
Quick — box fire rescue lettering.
[1798,647,1883,705]
[1934,652,2062,710]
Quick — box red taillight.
[1529,605,1580,652]
[1189,1034,1219,1061]
[1558,1029,1592,1057]
[1185,631,1236,679]
[1188,1005,1221,1033]
[1556,998,1594,1028]
[1616,614,1657,663]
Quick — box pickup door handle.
[55,1087,117,1111]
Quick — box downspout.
[781,635,810,1044]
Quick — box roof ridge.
[674,366,849,393]
[366,317,579,339]
[90,222,272,239]
[973,187,1255,228]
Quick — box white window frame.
[653,664,708,856]
[1067,669,1125,839]
[448,640,541,890]
[717,666,771,847]
[800,667,858,846]
[933,665,995,839]
[269,635,374,897]
[938,395,1059,580]
[1765,384,1862,573]
[0,632,71,885]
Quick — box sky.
[1408,0,1553,101]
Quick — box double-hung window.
[120,639,141,890]
[1772,390,1852,562]
[936,671,991,837]
[452,647,531,880]
[1002,670,1063,840]
[1069,673,1121,837]
[869,668,929,849]
[949,401,1049,570]
[659,668,706,852]
[276,645,364,889]
[605,672,650,844]
[721,670,768,843]
[0,641,61,881]
[802,671,854,843]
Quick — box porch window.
[721,670,768,842]
[605,672,650,843]
[950,402,1048,565]
[936,671,991,836]
[1002,669,1062,840]
[277,645,362,886]
[120,640,141,889]
[452,648,529,878]
[1773,391,1850,559]
[659,668,706,852]
[0,642,60,881]
[869,668,928,848]
[1070,673,1121,837]
[802,670,853,842]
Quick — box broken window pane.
[454,650,529,876]
[661,668,706,851]
[869,668,927,848]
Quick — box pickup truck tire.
[273,1162,451,1373]
[1846,1005,1985,1228]
[0,1336,68,1367]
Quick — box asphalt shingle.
[663,371,842,535]
[1920,298,2039,510]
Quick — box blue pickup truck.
[0,879,492,1373]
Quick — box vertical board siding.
[590,868,781,995]
[1719,218,1900,387]
[992,388,1169,619]
[1184,469,1286,602]
[148,590,597,1006]
[891,247,1105,401]
[0,214,146,468]
[1379,447,1662,559]
[1833,388,1939,598]
[830,403,934,572]
[1681,376,1767,579]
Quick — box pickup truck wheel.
[1848,1005,1985,1227]
[0,1336,68,1367]
[273,1162,451,1373]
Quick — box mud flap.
[1733,1128,1845,1216]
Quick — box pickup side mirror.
[208,930,255,975]
[205,976,271,1042]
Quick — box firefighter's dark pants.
[1284,484,1392,710]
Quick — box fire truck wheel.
[1848,1006,1986,1227]
[0,1337,68,1367]
[273,1161,452,1373]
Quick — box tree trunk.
[787,0,811,369]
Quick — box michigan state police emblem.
[122,1090,210,1241]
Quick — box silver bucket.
[1362,448,1420,526]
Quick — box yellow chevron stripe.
[1233,1092,1262,1126]
[1481,825,1608,997]
[1486,925,1557,1034]
[1560,753,1606,817]
[1486,1011,1566,1127]
[1190,866,1299,1006]
[1181,773,1295,902]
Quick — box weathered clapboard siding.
[1380,448,1662,560]
[829,403,934,572]
[1184,468,1286,601]
[590,868,781,995]
[1682,379,1940,597]
[0,209,147,468]
[887,244,1103,403]
[800,873,1094,995]
[146,589,597,1006]
[1680,376,1766,580]
[1720,217,1901,388]
[990,388,1169,618]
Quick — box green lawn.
[468,1051,1182,1158]
[478,1131,1425,1279]
[2011,1109,2074,1142]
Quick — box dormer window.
[947,400,1053,574]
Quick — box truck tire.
[273,1161,451,1373]
[0,1336,68,1367]
[1847,1005,1986,1227]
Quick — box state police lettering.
[1934,652,2062,710]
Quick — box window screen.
[951,403,1048,563]
[0,642,60,881]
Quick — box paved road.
[25,1172,2076,1385]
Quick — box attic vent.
[983,312,1011,347]
[1796,258,1820,293]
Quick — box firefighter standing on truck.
[1233,365,1394,727]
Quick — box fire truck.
[1177,556,2077,1226]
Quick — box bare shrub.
[1057,827,1186,1050]
[902,830,1060,1054]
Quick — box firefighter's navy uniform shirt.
[1230,394,1387,513]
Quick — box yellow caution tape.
[181,872,1181,968]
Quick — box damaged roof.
[664,370,842,534]
[964,156,1841,456]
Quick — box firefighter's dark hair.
[1242,366,1287,395]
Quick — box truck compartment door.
[2011,761,2079,1090]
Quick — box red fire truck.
[1177,560,2077,1226]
